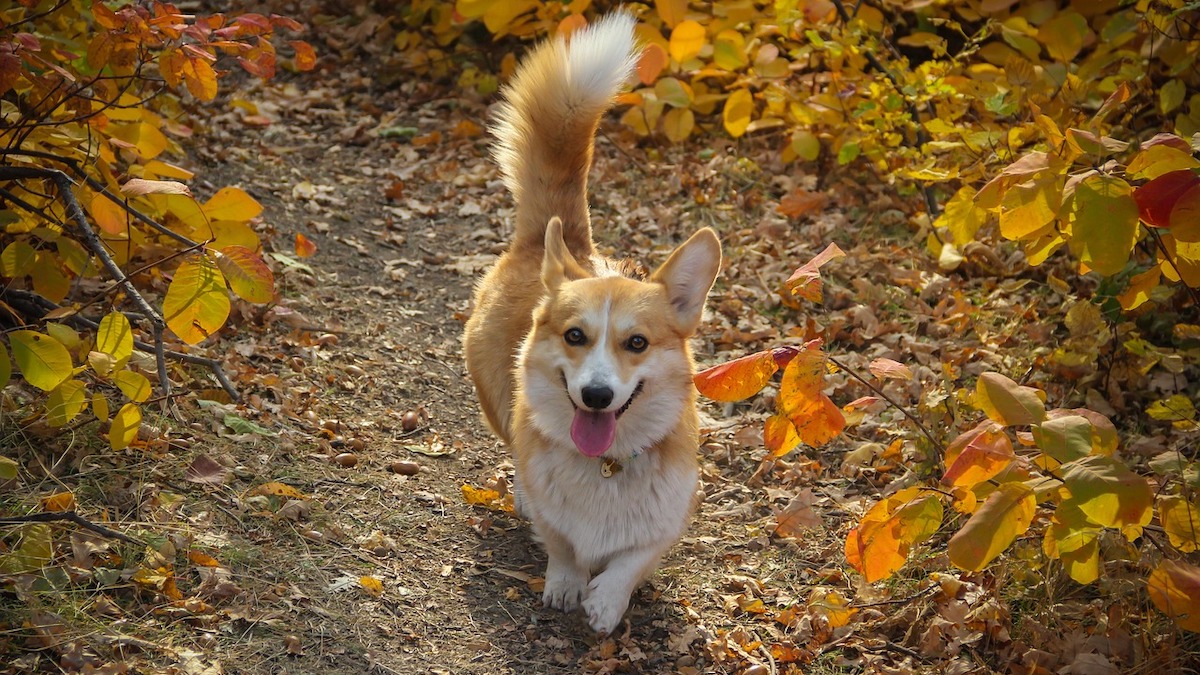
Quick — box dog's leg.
[539,528,589,612]
[583,543,670,634]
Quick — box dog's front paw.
[542,569,587,612]
[582,575,633,634]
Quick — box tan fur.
[462,14,721,634]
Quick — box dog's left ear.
[542,217,590,291]
[651,228,721,333]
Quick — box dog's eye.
[626,335,648,352]
[564,328,587,346]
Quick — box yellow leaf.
[936,186,986,246]
[96,311,133,368]
[462,484,514,512]
[661,107,694,143]
[0,342,9,390]
[92,392,109,421]
[1067,174,1139,277]
[182,55,218,101]
[723,88,753,138]
[109,402,142,451]
[9,330,72,391]
[1042,501,1100,584]
[947,482,1036,572]
[455,0,498,20]
[713,30,747,70]
[998,177,1058,241]
[974,372,1046,426]
[213,246,275,303]
[1159,496,1200,553]
[359,575,384,596]
[109,121,169,160]
[46,379,87,427]
[668,20,705,63]
[203,187,263,222]
[163,255,230,345]
[808,590,857,628]
[246,481,307,499]
[1126,144,1200,181]
[1118,265,1162,311]
[1062,455,1153,531]
[114,369,151,403]
[655,0,688,28]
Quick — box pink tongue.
[570,409,617,457]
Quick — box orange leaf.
[845,487,942,582]
[637,43,668,85]
[784,242,846,302]
[88,193,129,236]
[182,54,218,101]
[188,550,222,567]
[294,233,317,257]
[40,491,75,512]
[1148,560,1200,632]
[214,246,275,303]
[289,40,317,71]
[941,421,1016,488]
[359,575,384,596]
[557,14,587,37]
[246,481,306,499]
[777,343,845,447]
[693,350,778,402]
[764,413,801,458]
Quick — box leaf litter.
[3,8,1199,675]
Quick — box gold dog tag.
[600,459,622,478]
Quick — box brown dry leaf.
[868,358,913,381]
[777,188,828,219]
[184,454,229,484]
[121,178,192,196]
[774,488,822,537]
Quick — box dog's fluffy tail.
[492,13,638,259]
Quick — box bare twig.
[2,289,240,401]
[827,354,945,461]
[0,511,144,546]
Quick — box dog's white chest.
[524,450,697,571]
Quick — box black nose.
[581,385,613,410]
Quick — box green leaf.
[1033,415,1093,463]
[948,481,1036,572]
[109,402,142,451]
[1161,79,1187,115]
[0,456,17,481]
[1042,500,1101,584]
[790,130,820,162]
[214,246,275,303]
[223,414,278,436]
[0,524,52,573]
[9,330,72,391]
[46,379,87,427]
[713,30,748,70]
[0,341,10,390]
[836,141,860,165]
[96,311,134,368]
[0,240,37,277]
[1062,454,1153,532]
[163,254,231,345]
[1067,174,1139,276]
[653,77,692,108]
[974,372,1046,426]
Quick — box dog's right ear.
[541,217,589,291]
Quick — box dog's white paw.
[583,576,632,634]
[542,569,587,612]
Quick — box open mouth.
[561,374,644,457]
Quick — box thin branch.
[827,353,945,461]
[0,148,206,249]
[828,0,943,225]
[3,288,240,401]
[0,511,144,547]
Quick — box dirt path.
[176,72,817,673]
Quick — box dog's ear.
[651,228,721,333]
[542,217,590,291]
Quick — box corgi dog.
[462,13,722,634]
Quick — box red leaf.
[289,40,316,71]
[1134,170,1200,228]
